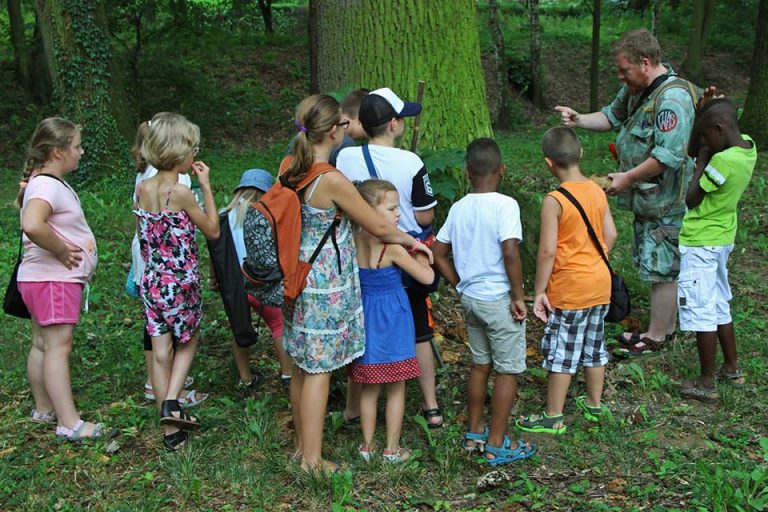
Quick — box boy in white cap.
[336,87,443,428]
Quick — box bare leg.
[646,281,678,340]
[39,322,98,435]
[487,373,517,448]
[717,323,739,373]
[151,333,176,435]
[165,331,199,401]
[584,366,606,407]
[28,322,53,414]
[544,372,573,417]
[273,336,293,378]
[694,330,718,388]
[384,381,405,453]
[144,350,154,389]
[232,339,253,382]
[467,363,491,436]
[416,342,440,423]
[290,365,305,458]
[360,383,381,449]
[299,372,332,470]
[344,378,362,420]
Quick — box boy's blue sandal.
[575,396,604,423]
[462,426,489,452]
[515,412,567,435]
[484,436,537,466]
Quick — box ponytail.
[15,117,79,208]
[283,94,341,188]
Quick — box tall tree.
[488,0,511,128]
[681,0,715,84]
[589,0,601,112]
[311,0,491,150]
[7,0,30,90]
[740,0,768,147]
[528,0,545,108]
[34,0,131,177]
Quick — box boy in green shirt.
[678,98,757,401]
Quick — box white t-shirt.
[130,166,192,283]
[436,192,522,301]
[19,174,97,284]
[336,145,437,235]
[227,207,247,263]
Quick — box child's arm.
[602,207,617,253]
[502,238,527,321]
[22,199,83,269]
[685,144,712,210]
[533,196,560,323]
[389,245,434,285]
[432,241,459,288]
[179,161,220,240]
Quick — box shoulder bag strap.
[361,144,379,178]
[555,187,614,275]
[627,72,672,120]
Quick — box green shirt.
[680,135,757,246]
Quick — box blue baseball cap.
[235,168,274,193]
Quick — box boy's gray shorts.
[459,294,526,374]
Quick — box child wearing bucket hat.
[211,169,293,394]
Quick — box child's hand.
[410,242,433,264]
[191,161,210,187]
[512,299,528,321]
[533,293,551,323]
[56,243,83,270]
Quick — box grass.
[1,4,767,511]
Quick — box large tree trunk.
[589,0,601,112]
[34,0,131,178]
[488,0,511,128]
[529,0,545,108]
[740,0,768,148]
[256,0,273,34]
[7,0,31,91]
[312,0,491,151]
[682,0,715,84]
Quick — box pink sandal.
[56,420,104,441]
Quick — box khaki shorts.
[633,211,684,283]
[459,294,526,374]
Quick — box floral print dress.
[134,187,202,344]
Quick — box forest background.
[0,0,766,511]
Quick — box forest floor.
[0,6,766,512]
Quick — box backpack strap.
[555,187,614,276]
[651,76,700,119]
[362,144,379,178]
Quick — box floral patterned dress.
[134,188,202,344]
[282,181,366,373]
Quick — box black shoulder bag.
[556,187,630,323]
[3,230,31,318]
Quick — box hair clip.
[295,119,308,133]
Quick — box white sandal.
[31,410,57,423]
[56,420,103,441]
[144,376,194,401]
[178,389,208,408]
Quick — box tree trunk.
[7,0,31,91]
[257,0,273,34]
[589,0,601,112]
[34,0,131,178]
[529,0,545,108]
[682,0,715,84]
[740,0,768,148]
[488,0,511,128]
[312,0,491,151]
[29,11,52,104]
[308,0,319,93]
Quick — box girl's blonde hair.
[16,117,80,208]
[225,188,263,229]
[140,112,200,171]
[132,121,150,173]
[356,179,397,208]
[283,94,341,188]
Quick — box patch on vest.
[656,109,678,132]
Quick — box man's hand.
[555,106,580,128]
[606,171,632,195]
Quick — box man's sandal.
[718,368,745,388]
[484,436,537,466]
[163,430,189,452]
[420,407,443,429]
[160,399,201,430]
[56,420,104,441]
[575,396,604,423]
[462,426,489,452]
[516,412,567,435]
[680,380,720,402]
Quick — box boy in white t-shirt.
[433,138,536,465]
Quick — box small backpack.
[242,158,341,309]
